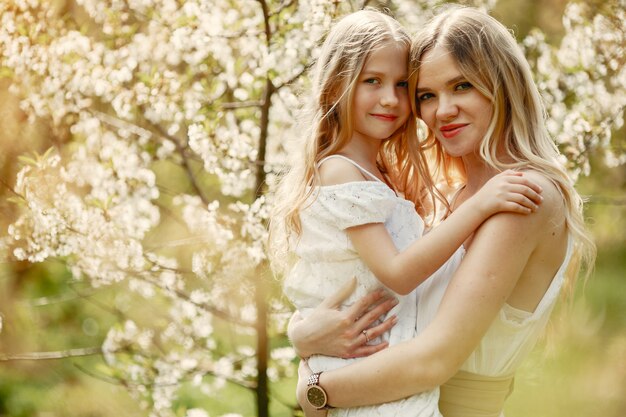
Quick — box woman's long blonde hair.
[409,6,596,291]
[270,9,437,273]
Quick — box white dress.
[283,155,441,417]
[416,236,574,375]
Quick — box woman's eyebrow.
[361,70,408,78]
[417,75,466,92]
[445,75,466,86]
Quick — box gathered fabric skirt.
[439,370,515,417]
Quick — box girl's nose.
[380,87,399,107]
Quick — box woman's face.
[416,45,493,159]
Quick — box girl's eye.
[364,78,379,84]
[455,82,472,91]
[417,92,434,101]
[397,81,408,88]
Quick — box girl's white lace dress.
[283,155,441,417]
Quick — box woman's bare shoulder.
[482,170,566,242]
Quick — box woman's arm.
[299,178,562,407]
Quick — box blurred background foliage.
[0,0,624,416]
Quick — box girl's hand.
[473,170,543,217]
[288,277,398,359]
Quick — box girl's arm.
[298,174,563,407]
[320,159,543,295]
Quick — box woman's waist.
[439,370,515,417]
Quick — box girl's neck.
[338,139,381,169]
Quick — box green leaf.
[17,155,37,166]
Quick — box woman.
[288,6,595,417]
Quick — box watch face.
[306,385,328,409]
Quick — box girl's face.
[351,41,410,145]
[416,45,493,159]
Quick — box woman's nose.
[436,95,458,120]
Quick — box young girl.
[270,9,542,417]
[290,6,596,417]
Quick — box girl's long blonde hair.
[409,6,596,291]
[270,9,438,273]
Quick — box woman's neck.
[461,156,500,197]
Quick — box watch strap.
[307,371,335,409]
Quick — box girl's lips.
[440,123,467,138]
[371,113,398,122]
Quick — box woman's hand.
[473,170,543,217]
[297,360,328,417]
[288,277,398,359]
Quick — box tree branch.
[74,358,258,390]
[269,0,297,17]
[222,100,263,109]
[147,120,211,206]
[131,271,256,329]
[0,346,102,361]
[91,110,153,140]
[273,62,313,91]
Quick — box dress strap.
[443,185,466,220]
[449,185,466,210]
[317,154,383,183]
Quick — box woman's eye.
[364,78,379,84]
[397,80,408,88]
[455,82,472,91]
[418,92,434,101]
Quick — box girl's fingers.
[510,184,542,207]
[502,171,543,194]
[508,194,538,212]
[508,202,533,214]
[514,178,543,194]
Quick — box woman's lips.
[440,123,468,138]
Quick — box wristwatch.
[306,371,334,410]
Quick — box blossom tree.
[0,0,623,416]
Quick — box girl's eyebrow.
[417,75,466,93]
